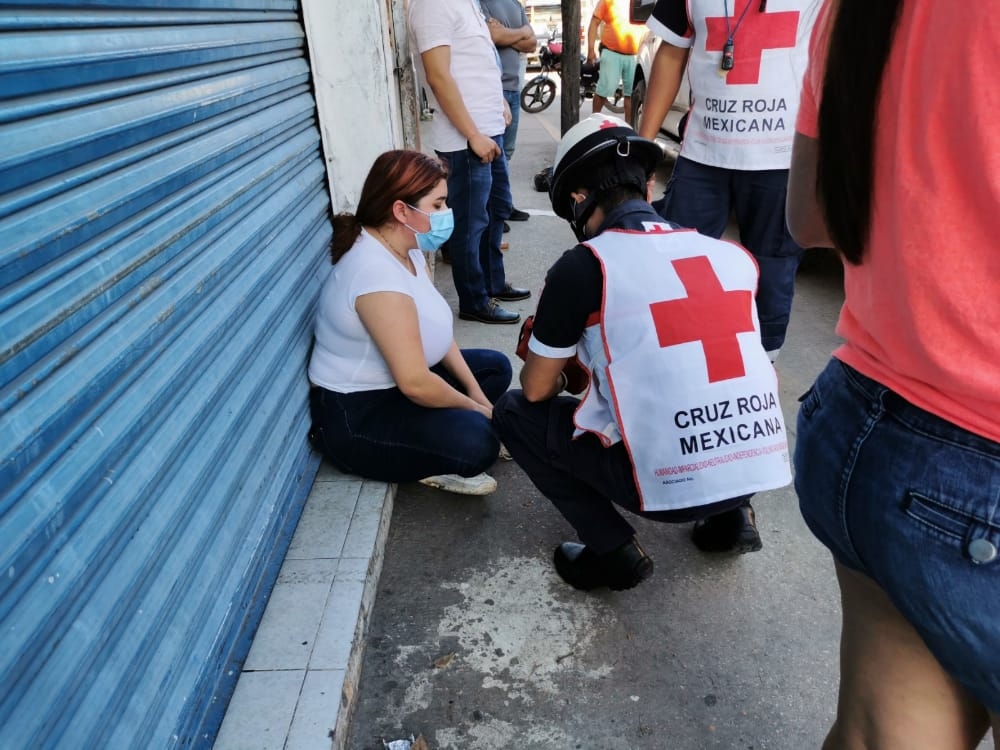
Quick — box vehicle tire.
[629,77,645,131]
[520,77,557,113]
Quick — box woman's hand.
[441,343,496,420]
[473,401,493,420]
[468,385,493,416]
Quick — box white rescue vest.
[679,0,821,170]
[573,226,791,511]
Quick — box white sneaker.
[498,443,513,461]
[418,472,497,496]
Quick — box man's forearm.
[637,42,688,139]
[511,25,537,52]
[422,50,481,141]
[429,79,480,140]
[587,17,601,59]
[520,353,569,403]
[489,21,535,48]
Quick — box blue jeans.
[308,349,512,482]
[795,358,1000,712]
[436,136,513,313]
[493,391,751,554]
[657,156,805,353]
[502,89,520,162]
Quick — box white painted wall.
[301,0,408,212]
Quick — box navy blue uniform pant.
[493,390,750,554]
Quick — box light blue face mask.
[405,205,454,251]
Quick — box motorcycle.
[520,31,625,115]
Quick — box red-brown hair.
[329,150,448,263]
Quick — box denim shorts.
[795,359,1000,713]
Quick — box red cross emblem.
[649,256,755,382]
[705,4,799,85]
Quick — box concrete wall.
[302,0,416,212]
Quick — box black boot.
[691,502,762,554]
[553,538,653,591]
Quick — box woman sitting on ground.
[307,150,512,495]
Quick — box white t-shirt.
[647,0,821,170]
[307,230,455,393]
[408,0,506,152]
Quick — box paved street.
[346,99,847,750]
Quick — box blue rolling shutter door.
[0,2,328,747]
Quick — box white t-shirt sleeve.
[409,0,457,53]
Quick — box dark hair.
[329,150,448,263]
[595,183,646,214]
[817,0,901,264]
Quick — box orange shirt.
[796,1,1000,443]
[593,0,645,55]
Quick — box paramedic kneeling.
[492,114,791,591]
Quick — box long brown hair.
[817,0,901,264]
[329,150,448,263]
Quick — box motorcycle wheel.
[520,77,557,113]
[605,87,625,114]
[580,85,625,115]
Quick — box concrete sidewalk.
[214,466,394,750]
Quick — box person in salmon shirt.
[786,2,1000,747]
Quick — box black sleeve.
[650,0,690,38]
[530,246,603,350]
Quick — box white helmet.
[549,114,661,232]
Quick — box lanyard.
[720,0,756,71]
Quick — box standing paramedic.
[638,0,821,362]
[492,114,791,592]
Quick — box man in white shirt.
[408,0,531,324]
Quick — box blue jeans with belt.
[795,358,1000,712]
[657,156,805,354]
[436,136,513,314]
[309,349,512,482]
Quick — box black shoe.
[458,299,520,324]
[553,539,654,591]
[503,221,511,233]
[508,207,530,221]
[493,283,531,302]
[691,503,763,554]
